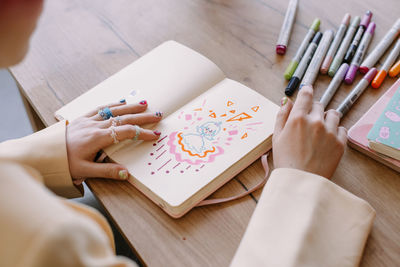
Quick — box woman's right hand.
[272,86,347,179]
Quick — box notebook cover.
[348,78,400,173]
[367,86,400,159]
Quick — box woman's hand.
[66,100,162,183]
[272,86,347,179]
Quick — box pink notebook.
[348,78,400,173]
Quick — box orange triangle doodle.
[229,110,236,113]
[220,114,227,117]
[241,133,248,139]
[226,112,253,122]
[194,108,202,111]
[251,106,259,112]
[209,112,217,118]
[227,101,234,107]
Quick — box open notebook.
[56,41,279,218]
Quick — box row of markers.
[276,0,400,117]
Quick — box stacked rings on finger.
[132,125,141,141]
[111,116,122,127]
[110,126,119,144]
[98,107,114,120]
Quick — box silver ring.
[132,125,141,141]
[111,116,122,127]
[110,126,119,144]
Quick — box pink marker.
[321,13,351,74]
[276,0,298,55]
[345,22,376,84]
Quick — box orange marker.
[389,59,400,77]
[372,38,400,89]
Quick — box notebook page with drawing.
[111,79,278,217]
[55,40,279,217]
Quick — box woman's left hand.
[66,99,163,184]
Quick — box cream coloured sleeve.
[231,168,375,267]
[0,121,82,198]
[0,161,136,267]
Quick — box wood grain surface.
[9,0,400,266]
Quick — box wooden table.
[10,0,400,266]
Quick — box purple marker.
[345,22,376,84]
[344,11,373,63]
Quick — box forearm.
[231,168,375,267]
[0,121,82,198]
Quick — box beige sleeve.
[0,121,82,198]
[0,161,136,267]
[231,168,375,267]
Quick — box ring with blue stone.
[98,107,114,120]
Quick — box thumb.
[81,161,130,180]
[274,96,293,137]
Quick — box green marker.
[284,18,320,80]
[328,16,360,77]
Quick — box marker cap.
[366,22,376,35]
[311,18,321,32]
[285,77,300,96]
[312,32,323,44]
[371,70,387,89]
[360,11,373,27]
[342,13,351,25]
[389,59,400,77]
[345,64,357,84]
[351,16,361,28]
[284,61,299,80]
[359,66,369,74]
[276,45,287,55]
[364,67,378,83]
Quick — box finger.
[84,99,127,117]
[79,161,130,180]
[309,101,324,121]
[99,125,161,147]
[289,85,314,118]
[325,109,341,135]
[337,126,348,146]
[99,112,163,129]
[92,100,148,120]
[274,96,294,137]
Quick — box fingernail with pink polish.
[118,170,129,180]
[281,96,288,106]
[155,111,163,117]
[139,100,147,105]
[153,130,161,136]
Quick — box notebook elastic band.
[196,153,271,207]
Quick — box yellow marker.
[389,59,400,77]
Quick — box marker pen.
[389,58,400,77]
[301,30,334,87]
[360,18,400,73]
[345,22,376,84]
[344,11,372,63]
[336,68,377,118]
[372,38,400,88]
[285,32,322,96]
[284,18,320,80]
[320,63,349,109]
[276,0,298,55]
[329,16,360,77]
[321,13,351,74]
